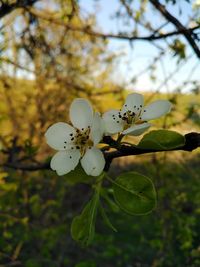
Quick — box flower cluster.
[45,93,171,176]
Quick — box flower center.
[120,105,144,129]
[74,127,93,155]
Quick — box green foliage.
[170,39,186,60]
[71,190,99,246]
[138,129,185,150]
[0,157,200,266]
[113,172,156,215]
[99,203,117,232]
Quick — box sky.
[79,0,200,93]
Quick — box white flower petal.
[141,100,171,121]
[81,147,105,176]
[69,98,93,130]
[90,112,104,145]
[122,93,144,114]
[122,123,151,136]
[45,122,76,150]
[102,109,124,134]
[50,150,81,176]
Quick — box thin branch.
[149,0,200,58]
[1,132,200,172]
[28,7,199,42]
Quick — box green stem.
[117,133,124,144]
[94,172,105,193]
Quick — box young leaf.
[113,172,156,215]
[71,192,99,246]
[138,130,185,150]
[99,203,117,232]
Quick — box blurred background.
[0,0,200,266]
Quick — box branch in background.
[0,0,38,19]
[28,8,199,43]
[1,132,200,172]
[149,0,200,59]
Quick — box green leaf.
[113,172,156,215]
[99,203,117,232]
[65,164,93,185]
[71,192,99,246]
[138,130,185,150]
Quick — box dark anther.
[70,133,73,136]
[144,110,146,112]
[119,115,122,118]
[64,146,66,149]
[69,156,72,159]
[81,128,84,131]
[76,146,80,149]
[71,137,74,141]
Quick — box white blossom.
[45,99,105,176]
[103,93,172,136]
